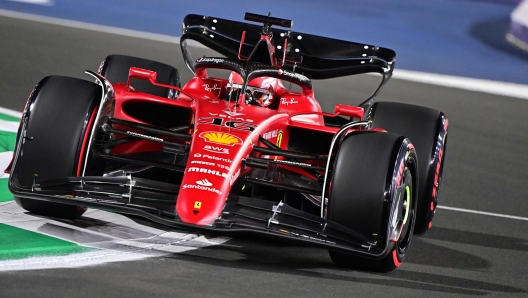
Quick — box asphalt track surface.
[1,15,528,298]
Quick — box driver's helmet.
[227,72,280,108]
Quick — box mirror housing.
[127,67,157,90]
[334,104,364,119]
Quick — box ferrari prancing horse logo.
[194,201,202,209]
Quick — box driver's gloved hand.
[245,90,261,106]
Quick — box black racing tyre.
[98,54,180,98]
[366,101,448,234]
[327,132,418,272]
[9,76,103,219]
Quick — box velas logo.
[199,131,242,146]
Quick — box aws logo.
[199,131,242,146]
[204,145,229,154]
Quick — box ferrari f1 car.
[6,13,448,272]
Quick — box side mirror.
[127,67,157,90]
[334,104,364,119]
[125,67,190,100]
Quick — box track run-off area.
[1,8,528,298]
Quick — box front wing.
[8,175,392,259]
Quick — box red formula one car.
[5,13,448,272]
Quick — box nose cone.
[176,129,244,226]
[176,166,231,225]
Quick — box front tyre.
[9,76,103,219]
[327,132,418,272]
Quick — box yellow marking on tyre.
[403,185,411,224]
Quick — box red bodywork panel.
[98,31,370,226]
[107,66,362,225]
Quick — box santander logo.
[196,178,213,187]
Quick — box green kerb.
[0,223,95,260]
[0,179,13,203]
[0,114,20,122]
[0,131,16,152]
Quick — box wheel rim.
[397,167,414,251]
[402,185,411,225]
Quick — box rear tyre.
[9,76,103,219]
[98,54,180,98]
[327,132,418,272]
[366,101,448,234]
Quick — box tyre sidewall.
[9,76,102,218]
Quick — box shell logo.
[199,131,242,146]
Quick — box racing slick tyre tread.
[98,54,180,98]
[327,132,418,272]
[366,101,448,235]
[10,76,102,219]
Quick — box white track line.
[1,8,527,100]
[437,205,528,221]
[7,0,53,5]
[0,119,19,133]
[392,70,528,100]
[0,107,21,118]
[0,152,13,179]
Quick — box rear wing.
[180,13,396,80]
